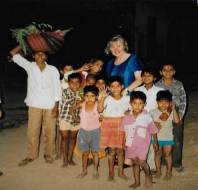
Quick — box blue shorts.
[77,128,100,152]
[151,140,175,147]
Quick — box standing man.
[10,45,61,166]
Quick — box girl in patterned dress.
[99,75,130,181]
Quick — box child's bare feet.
[88,159,93,166]
[55,154,61,160]
[62,161,68,168]
[92,171,99,179]
[77,172,88,179]
[154,171,162,179]
[68,160,76,166]
[108,175,114,181]
[150,169,157,175]
[163,174,172,180]
[129,183,140,189]
[44,155,54,164]
[18,158,34,167]
[144,175,153,188]
[118,173,129,180]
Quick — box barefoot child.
[135,66,163,172]
[121,91,159,188]
[73,75,107,161]
[99,75,130,181]
[59,73,82,167]
[56,64,89,159]
[56,64,74,160]
[77,85,101,178]
[156,62,186,172]
[150,90,180,180]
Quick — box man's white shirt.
[13,54,61,109]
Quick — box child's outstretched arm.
[63,63,90,80]
[75,63,90,73]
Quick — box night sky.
[1,0,136,63]
[0,0,137,87]
[0,0,198,92]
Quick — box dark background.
[0,0,198,104]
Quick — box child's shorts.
[151,140,175,147]
[158,140,175,147]
[77,128,100,152]
[59,119,80,131]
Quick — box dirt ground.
[0,91,198,190]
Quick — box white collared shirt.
[136,85,164,111]
[13,54,61,109]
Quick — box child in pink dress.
[121,91,159,188]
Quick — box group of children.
[56,58,186,188]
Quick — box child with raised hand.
[82,58,104,86]
[61,64,90,89]
[121,91,159,188]
[65,58,104,88]
[150,90,180,180]
[99,75,130,181]
[88,58,104,76]
[74,75,107,165]
[95,75,108,158]
[77,85,101,179]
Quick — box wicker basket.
[11,23,71,55]
[26,33,54,54]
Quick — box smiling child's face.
[90,60,104,74]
